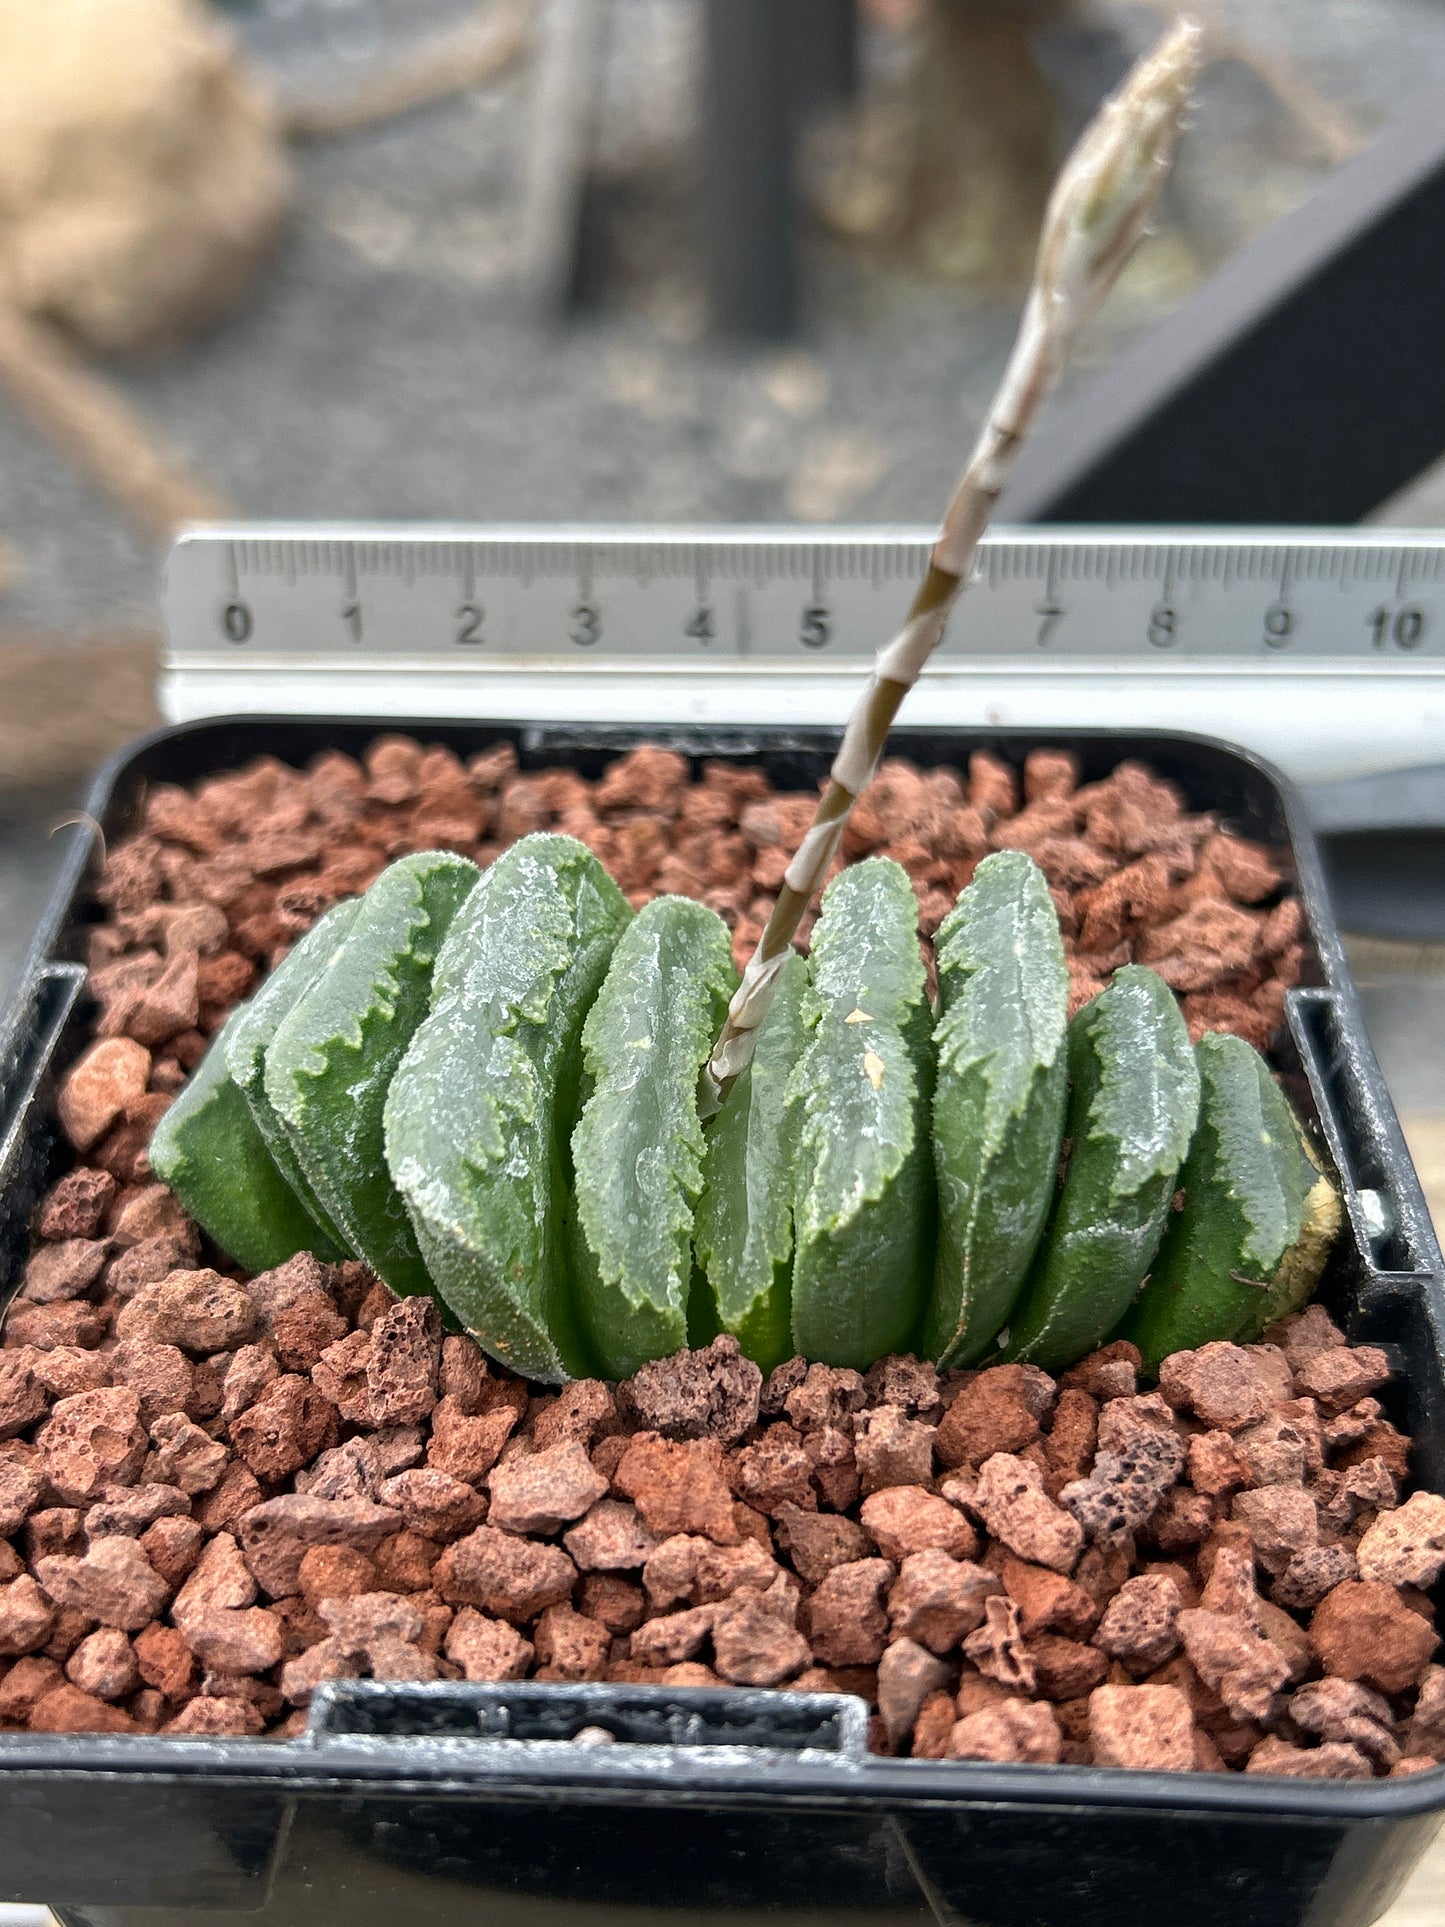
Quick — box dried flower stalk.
[701,17,1202,1112]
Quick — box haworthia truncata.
[789,858,935,1369]
[924,851,1069,1367]
[571,895,737,1380]
[265,851,480,1297]
[384,834,631,1383]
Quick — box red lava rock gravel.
[1,739,1438,1778]
[3,1178,1441,1777]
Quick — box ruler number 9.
[1369,604,1426,650]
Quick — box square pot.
[1,714,1442,1927]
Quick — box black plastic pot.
[1,715,1443,1927]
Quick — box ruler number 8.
[1147,604,1178,648]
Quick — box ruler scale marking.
[162,525,1445,783]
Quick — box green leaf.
[1121,1030,1338,1374]
[789,857,935,1369]
[571,895,737,1379]
[1003,964,1200,1371]
[385,834,631,1383]
[225,898,360,1258]
[150,1000,337,1273]
[693,950,810,1371]
[924,851,1069,1366]
[264,852,480,1297]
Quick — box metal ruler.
[161,525,1445,783]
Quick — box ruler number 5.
[799,604,830,650]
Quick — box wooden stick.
[701,18,1203,1111]
[281,0,529,141]
[0,305,229,543]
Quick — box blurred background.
[0,6,1442,1916]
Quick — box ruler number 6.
[1369,604,1426,650]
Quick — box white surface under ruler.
[161,525,1445,783]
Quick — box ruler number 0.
[1369,604,1426,650]
[221,600,252,644]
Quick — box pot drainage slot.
[311,1680,867,1754]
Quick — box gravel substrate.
[4,736,1441,1773]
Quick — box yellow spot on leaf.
[845,1007,873,1025]
[863,1049,886,1090]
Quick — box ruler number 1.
[1369,604,1426,650]
[1034,601,1064,648]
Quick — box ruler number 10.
[1369,604,1426,650]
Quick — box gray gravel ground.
[4,0,1445,636]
